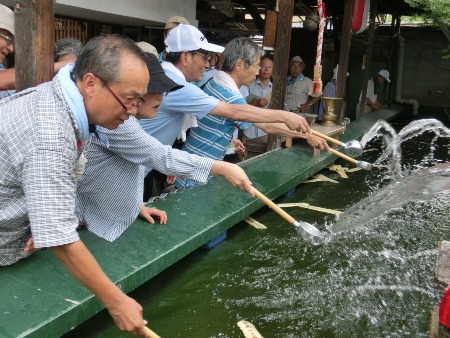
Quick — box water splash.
[331,162,450,234]
[360,118,450,178]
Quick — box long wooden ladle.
[252,187,324,241]
[311,130,363,158]
[328,147,373,170]
[143,326,161,338]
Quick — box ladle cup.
[252,187,324,241]
[311,130,363,158]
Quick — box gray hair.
[221,37,262,72]
[73,35,147,85]
[54,38,83,61]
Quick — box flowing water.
[65,118,450,338]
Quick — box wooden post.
[263,0,278,51]
[387,15,401,104]
[334,0,354,123]
[266,0,295,151]
[14,0,55,91]
[357,0,378,119]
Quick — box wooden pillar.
[335,0,354,123]
[266,0,295,151]
[387,15,401,104]
[263,0,278,50]
[357,0,378,119]
[14,0,55,91]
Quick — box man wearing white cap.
[356,69,390,119]
[139,24,312,197]
[0,4,16,99]
[139,24,311,149]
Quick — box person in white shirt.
[356,69,390,119]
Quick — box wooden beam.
[357,0,378,119]
[235,0,266,34]
[14,0,55,91]
[267,0,295,151]
[263,9,277,49]
[335,0,354,122]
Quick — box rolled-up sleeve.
[98,119,214,184]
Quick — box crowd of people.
[2,6,431,337]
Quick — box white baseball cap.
[0,4,14,35]
[378,69,391,82]
[332,65,349,79]
[165,24,224,53]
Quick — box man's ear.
[180,51,190,66]
[234,59,244,72]
[81,73,99,98]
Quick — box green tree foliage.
[405,0,450,58]
[405,0,450,25]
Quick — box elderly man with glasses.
[0,35,152,337]
[139,24,321,198]
[174,37,329,189]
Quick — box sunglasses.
[0,33,14,46]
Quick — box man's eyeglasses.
[0,33,14,46]
[190,51,211,62]
[93,74,145,111]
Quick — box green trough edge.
[0,107,402,337]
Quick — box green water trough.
[0,107,403,337]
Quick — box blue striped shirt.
[176,72,252,188]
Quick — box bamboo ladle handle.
[311,130,343,146]
[327,147,357,165]
[252,187,296,224]
[143,326,161,338]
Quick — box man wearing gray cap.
[356,69,390,119]
[0,4,16,98]
[285,56,321,113]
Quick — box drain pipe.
[396,36,420,115]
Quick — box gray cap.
[290,56,305,67]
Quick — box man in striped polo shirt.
[139,24,314,156]
[175,37,329,188]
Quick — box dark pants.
[143,170,168,201]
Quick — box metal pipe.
[396,36,420,115]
